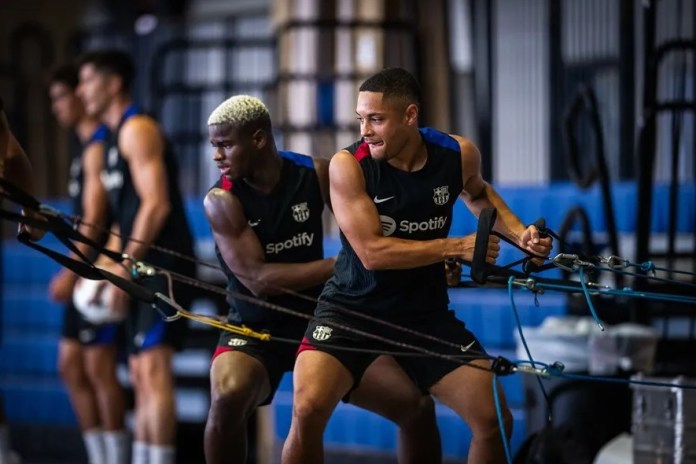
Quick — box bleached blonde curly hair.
[207,95,270,126]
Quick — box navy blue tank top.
[69,124,108,216]
[101,105,194,268]
[212,151,324,326]
[318,127,463,320]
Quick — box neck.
[75,117,101,144]
[244,147,283,194]
[102,96,132,130]
[388,129,427,172]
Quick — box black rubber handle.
[471,207,497,284]
[523,217,549,274]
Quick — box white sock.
[132,441,149,464]
[148,444,175,464]
[83,429,105,464]
[103,430,128,464]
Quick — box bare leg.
[281,350,353,464]
[429,359,513,464]
[84,345,125,431]
[133,346,176,445]
[128,356,147,443]
[351,355,441,464]
[58,339,99,430]
[204,351,271,464]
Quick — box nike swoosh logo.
[373,196,395,204]
[460,340,476,352]
[248,220,261,227]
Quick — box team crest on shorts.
[227,338,248,347]
[312,325,333,341]
[291,202,310,222]
[433,185,450,205]
[78,328,95,344]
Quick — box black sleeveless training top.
[101,105,193,267]
[213,151,325,326]
[317,127,463,320]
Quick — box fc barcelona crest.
[433,185,450,206]
[291,202,310,222]
[312,325,333,341]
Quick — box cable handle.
[471,207,498,284]
[523,217,549,274]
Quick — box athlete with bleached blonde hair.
[203,95,443,464]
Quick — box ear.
[252,128,267,150]
[106,74,123,97]
[404,103,419,126]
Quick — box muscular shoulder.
[204,187,234,211]
[448,135,480,158]
[118,115,163,159]
[204,187,252,241]
[329,150,365,192]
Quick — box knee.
[137,355,173,393]
[84,358,113,388]
[208,383,256,429]
[472,404,513,440]
[291,389,334,430]
[393,394,436,428]
[58,356,82,385]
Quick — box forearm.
[122,201,171,261]
[5,142,35,197]
[467,183,526,242]
[246,258,334,296]
[357,236,464,271]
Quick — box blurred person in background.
[48,63,128,464]
[77,49,195,464]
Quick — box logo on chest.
[291,202,310,222]
[100,169,123,191]
[107,146,119,167]
[433,185,450,206]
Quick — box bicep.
[329,154,383,246]
[452,135,486,202]
[204,189,265,280]
[120,119,169,203]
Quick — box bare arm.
[204,187,334,297]
[454,135,551,257]
[49,141,111,301]
[330,151,476,270]
[5,132,36,198]
[118,115,171,261]
[1,108,34,194]
[1,112,45,240]
[77,141,109,253]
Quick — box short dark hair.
[49,63,79,89]
[359,67,421,108]
[78,49,135,93]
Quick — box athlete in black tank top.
[77,49,193,463]
[320,128,463,320]
[203,95,442,464]
[47,64,129,464]
[212,151,324,326]
[284,67,554,464]
[102,105,194,268]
